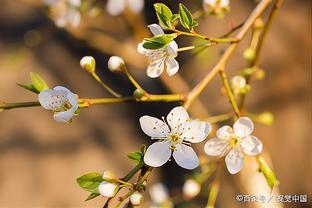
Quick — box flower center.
[229,136,241,148]
[168,134,183,150]
[54,100,72,112]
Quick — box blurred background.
[0,0,311,207]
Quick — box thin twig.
[184,0,273,109]
[219,70,241,117]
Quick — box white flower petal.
[106,0,126,16]
[127,0,144,13]
[167,41,178,57]
[98,181,118,198]
[241,135,263,155]
[148,24,165,36]
[165,57,179,76]
[231,75,246,89]
[67,93,78,109]
[225,149,244,174]
[53,86,70,92]
[144,141,171,167]
[182,120,211,143]
[137,42,146,54]
[173,144,199,170]
[53,108,75,123]
[139,116,170,138]
[204,138,229,156]
[147,57,165,78]
[38,89,67,110]
[233,117,254,138]
[216,125,233,139]
[166,106,189,134]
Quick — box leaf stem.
[205,180,220,208]
[203,112,233,123]
[122,163,144,182]
[122,67,144,90]
[177,43,213,52]
[91,72,121,98]
[173,28,238,43]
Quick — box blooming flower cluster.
[204,117,263,174]
[140,106,211,170]
[44,0,81,27]
[106,0,144,16]
[38,86,78,123]
[138,24,179,78]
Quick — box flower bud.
[98,181,118,198]
[130,191,144,206]
[243,48,256,61]
[258,112,274,125]
[108,56,125,73]
[102,170,115,180]
[80,56,96,73]
[255,68,266,80]
[240,67,256,77]
[133,88,146,99]
[254,18,264,29]
[149,183,169,204]
[183,179,201,199]
[231,75,246,94]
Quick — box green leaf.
[143,34,177,50]
[127,151,143,164]
[30,72,49,92]
[85,193,100,201]
[179,3,197,30]
[256,156,279,190]
[17,83,40,94]
[154,3,172,28]
[77,172,104,193]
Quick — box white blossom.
[44,0,81,28]
[138,24,179,78]
[107,56,125,73]
[98,181,118,198]
[203,0,230,17]
[183,179,201,199]
[140,106,211,170]
[203,0,229,9]
[106,0,144,16]
[149,183,169,205]
[204,117,263,174]
[130,191,144,206]
[231,75,246,94]
[38,86,78,123]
